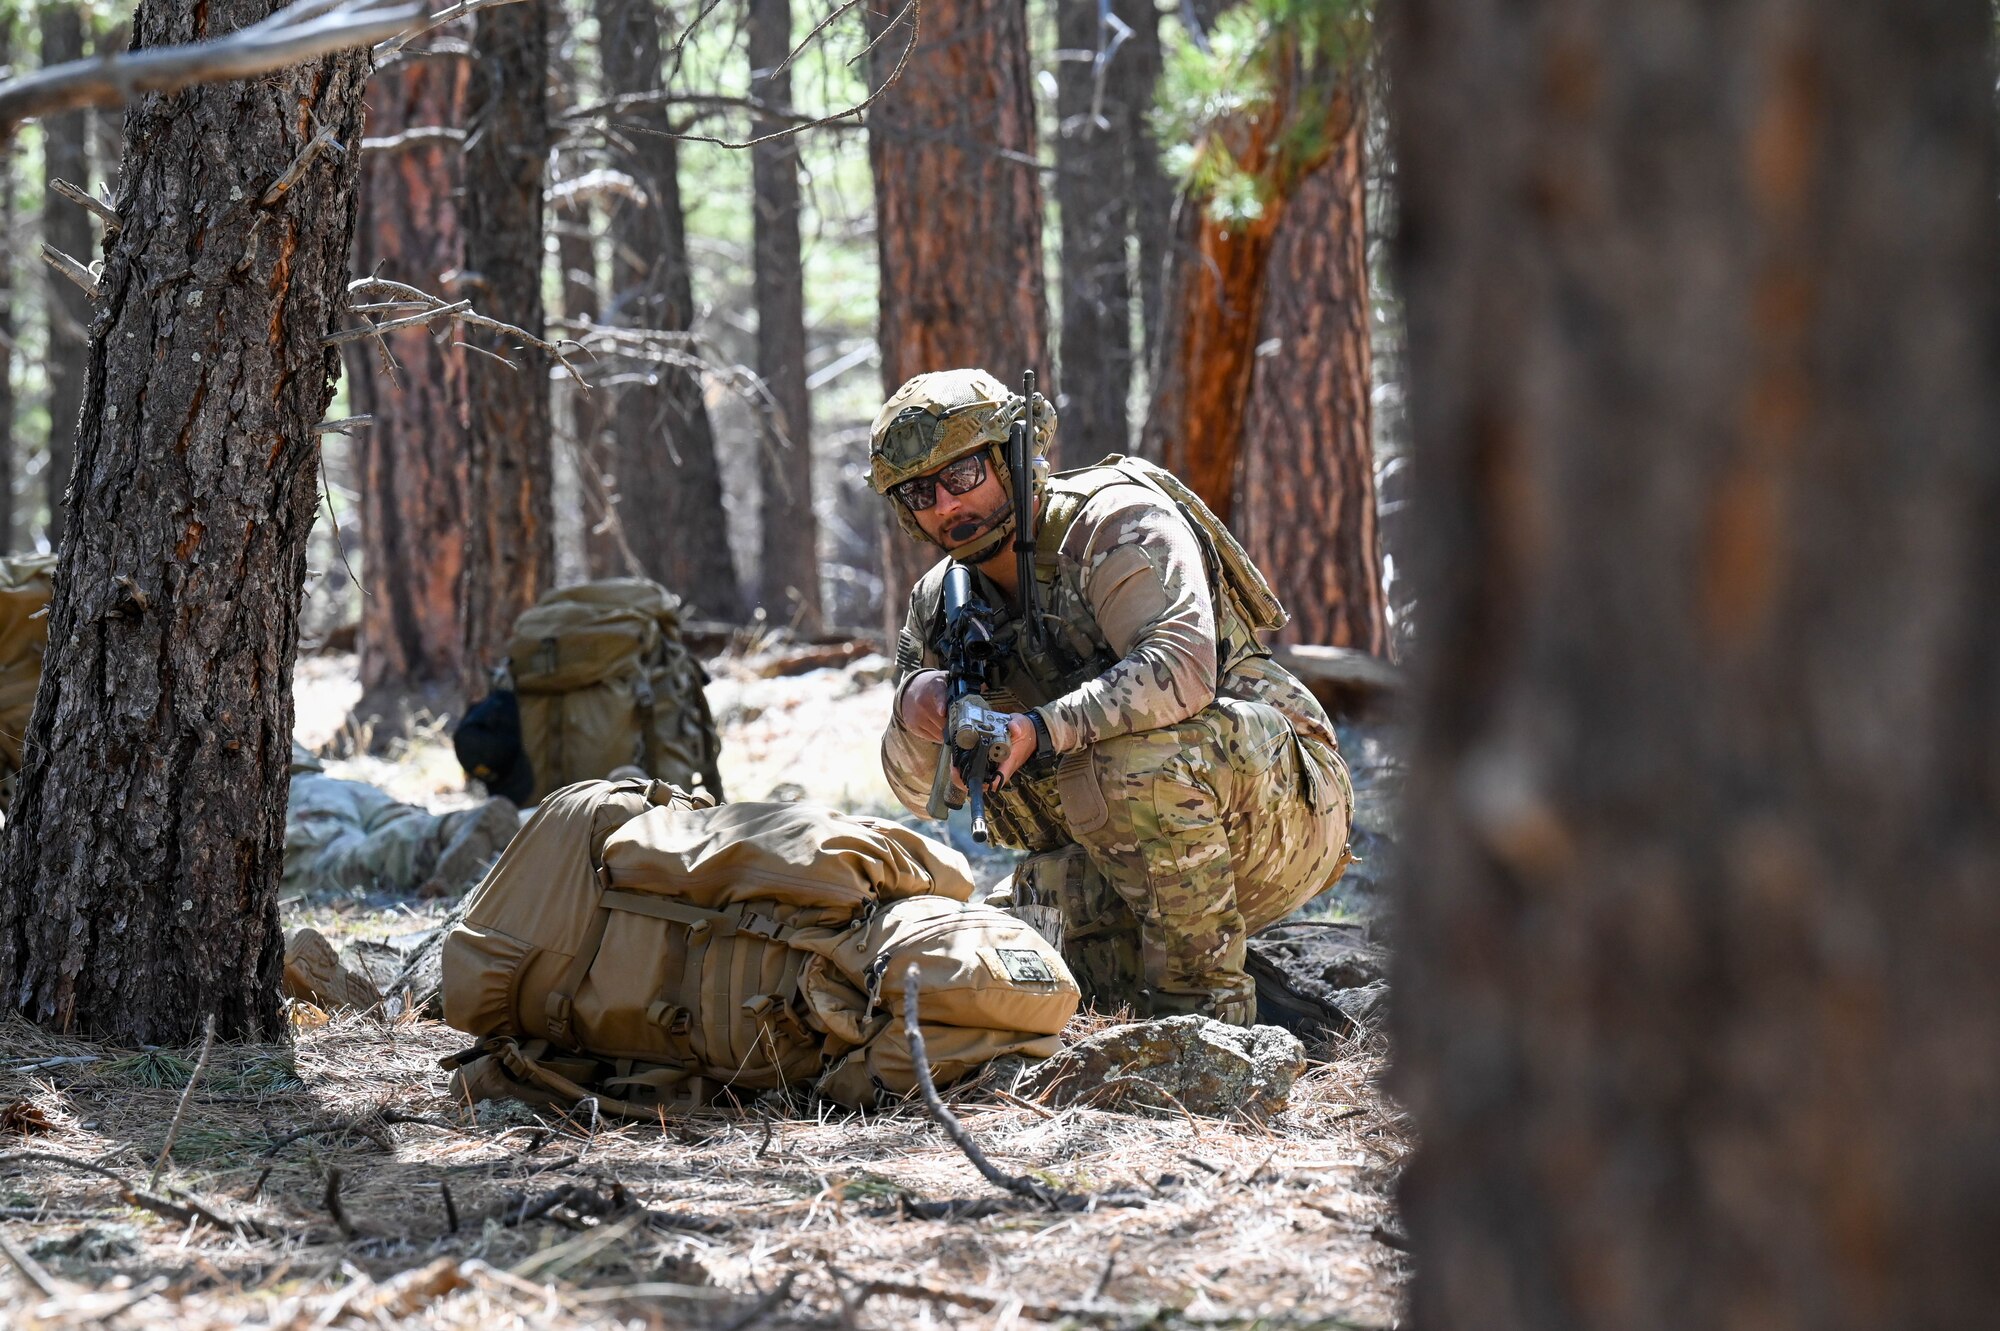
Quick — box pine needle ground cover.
[0,1008,1406,1328]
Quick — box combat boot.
[422,797,520,898]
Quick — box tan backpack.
[506,579,722,802]
[800,894,1077,1108]
[0,554,55,792]
[442,784,983,1113]
[441,784,1080,1117]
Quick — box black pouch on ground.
[454,688,534,805]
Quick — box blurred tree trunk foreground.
[1393,2,2000,1328]
[865,0,1048,637]
[0,0,371,1044]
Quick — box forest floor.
[0,649,1409,1329]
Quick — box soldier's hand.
[898,670,949,743]
[992,712,1039,787]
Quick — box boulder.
[1019,1015,1306,1117]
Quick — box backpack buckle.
[646,1000,692,1036]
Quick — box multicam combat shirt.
[880,470,1340,848]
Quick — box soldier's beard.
[941,497,1015,559]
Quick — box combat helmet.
[868,368,1057,561]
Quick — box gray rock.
[1332,980,1389,1026]
[1018,1015,1307,1117]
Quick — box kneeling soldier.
[874,368,1353,1026]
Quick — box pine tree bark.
[1118,0,1171,378]
[1053,0,1135,465]
[461,0,555,695]
[595,0,744,621]
[751,0,821,634]
[1392,2,2000,1327]
[0,20,15,555]
[556,205,615,575]
[346,54,470,699]
[1235,110,1386,653]
[0,0,369,1045]
[39,3,91,547]
[865,0,1048,634]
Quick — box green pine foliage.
[1155,0,1371,228]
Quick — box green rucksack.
[504,579,723,803]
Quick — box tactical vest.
[899,457,1288,852]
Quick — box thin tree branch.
[322,299,471,344]
[0,1228,60,1299]
[49,177,120,233]
[260,128,345,205]
[374,0,533,58]
[360,124,464,152]
[337,278,588,385]
[625,0,920,150]
[39,244,99,300]
[0,0,422,134]
[547,167,646,212]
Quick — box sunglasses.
[893,452,988,512]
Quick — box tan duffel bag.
[442,789,979,1113]
[802,895,1079,1108]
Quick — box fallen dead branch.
[0,1148,279,1239]
[147,1012,215,1188]
[901,966,1148,1216]
[324,1166,359,1238]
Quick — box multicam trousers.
[1014,697,1351,1026]
[283,773,447,896]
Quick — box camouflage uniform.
[285,743,515,897]
[880,470,1353,1026]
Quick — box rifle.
[924,563,1013,842]
[1010,369,1042,658]
[922,369,1041,843]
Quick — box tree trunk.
[865,0,1048,635]
[1053,0,1140,466]
[1234,109,1386,653]
[1118,0,1171,379]
[39,3,91,547]
[557,205,616,576]
[460,0,555,696]
[346,54,470,699]
[750,0,821,635]
[1141,199,1279,520]
[0,0,369,1045]
[595,0,745,621]
[1391,3,2000,1328]
[547,17,615,582]
[0,20,15,555]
